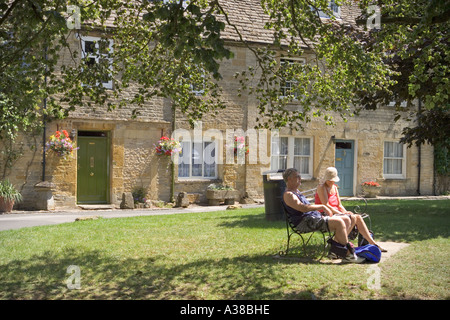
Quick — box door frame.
[334,139,357,197]
[76,131,111,204]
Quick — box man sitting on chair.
[282,168,364,263]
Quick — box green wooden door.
[77,135,109,204]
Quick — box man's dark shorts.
[295,213,329,233]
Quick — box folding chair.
[278,200,332,260]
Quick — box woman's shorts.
[295,213,329,233]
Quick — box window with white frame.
[81,36,113,89]
[318,0,340,19]
[163,0,189,8]
[383,141,406,178]
[178,139,217,179]
[271,136,313,179]
[388,100,407,108]
[280,58,305,98]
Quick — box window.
[178,140,217,179]
[383,141,406,178]
[388,100,407,108]
[271,136,313,179]
[81,36,113,89]
[163,0,189,8]
[280,58,305,98]
[317,1,340,19]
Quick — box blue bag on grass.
[355,244,382,263]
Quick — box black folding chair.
[278,200,332,260]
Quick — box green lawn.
[0,199,449,300]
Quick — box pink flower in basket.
[45,130,78,159]
[154,136,181,156]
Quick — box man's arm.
[284,191,333,216]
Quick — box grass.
[0,199,449,300]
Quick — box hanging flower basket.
[45,130,78,160]
[154,136,181,156]
[361,181,381,198]
[233,136,249,156]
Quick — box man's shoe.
[342,254,365,264]
[328,252,338,259]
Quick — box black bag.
[327,239,348,258]
[358,230,374,247]
[348,226,358,240]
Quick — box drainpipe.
[417,99,421,195]
[42,46,48,182]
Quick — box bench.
[278,188,371,259]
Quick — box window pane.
[272,136,288,155]
[392,159,402,174]
[294,138,310,155]
[271,136,288,171]
[294,156,309,174]
[85,41,95,54]
[384,142,393,157]
[192,143,203,176]
[280,137,288,155]
[178,141,190,177]
[278,156,287,170]
[384,159,403,175]
[394,143,403,157]
[203,141,215,177]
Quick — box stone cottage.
[4,0,435,210]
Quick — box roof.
[218,0,275,44]
[80,0,361,46]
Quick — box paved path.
[0,203,264,231]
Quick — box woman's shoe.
[376,244,388,252]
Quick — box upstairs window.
[280,58,305,99]
[81,36,113,89]
[318,0,340,19]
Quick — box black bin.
[262,170,286,221]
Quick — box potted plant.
[361,181,381,198]
[206,183,239,205]
[0,180,22,213]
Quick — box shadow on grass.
[0,247,325,300]
[343,199,450,242]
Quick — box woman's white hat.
[324,167,340,182]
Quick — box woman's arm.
[317,184,341,215]
[335,186,351,214]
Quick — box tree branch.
[0,0,22,26]
[356,9,450,25]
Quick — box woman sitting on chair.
[315,167,387,252]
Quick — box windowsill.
[177,178,219,183]
[382,176,406,180]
